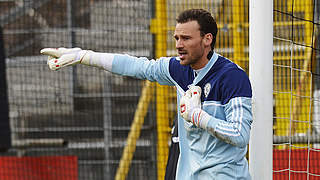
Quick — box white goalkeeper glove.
[179,86,211,129]
[40,47,92,71]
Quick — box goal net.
[273,0,320,179]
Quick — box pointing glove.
[40,47,91,71]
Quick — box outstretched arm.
[40,47,174,85]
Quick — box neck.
[191,50,213,70]
[207,50,213,60]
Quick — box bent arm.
[204,97,252,148]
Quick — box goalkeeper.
[41,9,252,180]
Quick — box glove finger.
[48,58,60,70]
[40,48,63,58]
[47,53,77,71]
[190,86,202,106]
[41,47,82,58]
[184,89,192,98]
[190,86,201,97]
[47,56,54,62]
[179,96,186,112]
[179,96,189,120]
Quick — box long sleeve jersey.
[106,52,252,180]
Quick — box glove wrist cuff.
[191,108,210,129]
[77,50,114,71]
[78,50,92,65]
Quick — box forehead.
[174,20,201,36]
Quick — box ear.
[203,33,213,47]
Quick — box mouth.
[178,51,187,59]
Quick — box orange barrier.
[0,156,78,180]
[274,149,320,179]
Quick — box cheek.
[189,42,203,53]
[187,42,200,50]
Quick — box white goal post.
[249,0,273,179]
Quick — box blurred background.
[0,0,319,179]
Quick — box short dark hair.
[176,9,218,50]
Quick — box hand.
[40,47,90,70]
[179,86,202,122]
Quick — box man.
[41,9,252,179]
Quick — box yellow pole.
[232,0,246,69]
[150,0,169,179]
[155,84,170,180]
[115,81,155,180]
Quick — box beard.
[178,49,205,67]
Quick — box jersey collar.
[192,51,218,85]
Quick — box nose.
[176,39,183,49]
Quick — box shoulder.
[213,55,248,80]
[215,55,240,71]
[216,56,252,104]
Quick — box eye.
[183,36,190,40]
[180,35,191,41]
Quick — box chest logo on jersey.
[204,83,211,98]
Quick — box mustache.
[177,49,187,53]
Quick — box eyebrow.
[173,34,192,39]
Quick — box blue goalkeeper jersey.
[111,52,252,180]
